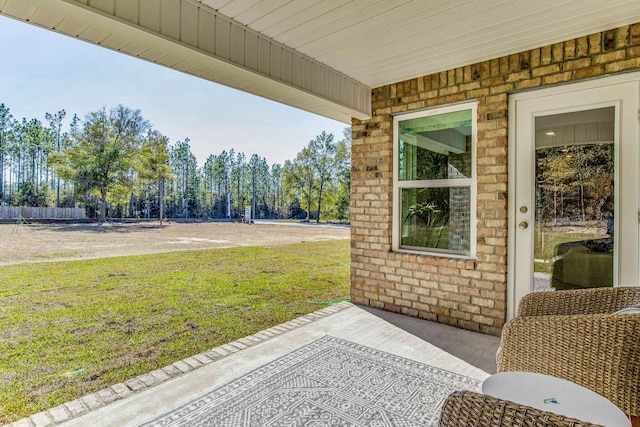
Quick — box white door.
[508,75,640,319]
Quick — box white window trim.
[392,101,477,259]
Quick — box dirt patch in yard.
[0,221,350,266]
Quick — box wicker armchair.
[497,286,640,417]
[438,390,600,427]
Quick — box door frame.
[507,72,640,320]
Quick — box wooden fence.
[0,206,87,219]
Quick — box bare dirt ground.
[0,221,350,266]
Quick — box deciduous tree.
[283,148,315,220]
[50,105,150,222]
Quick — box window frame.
[392,101,477,258]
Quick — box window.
[392,102,476,257]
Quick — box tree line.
[536,143,613,225]
[0,103,351,223]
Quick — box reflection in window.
[401,187,471,252]
[534,107,615,290]
[394,104,476,256]
[399,109,472,181]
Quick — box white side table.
[482,372,630,427]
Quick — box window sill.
[393,246,475,260]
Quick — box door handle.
[519,221,529,229]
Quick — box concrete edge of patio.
[3,302,354,427]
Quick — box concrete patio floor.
[9,303,500,427]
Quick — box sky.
[0,15,348,166]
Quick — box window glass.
[394,103,476,257]
[398,110,472,181]
[401,187,471,252]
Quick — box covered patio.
[8,303,499,426]
[2,0,639,336]
[2,0,640,425]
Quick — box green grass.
[0,240,350,424]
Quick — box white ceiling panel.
[234,0,291,25]
[240,0,348,42]
[217,0,256,18]
[3,0,640,122]
[279,0,408,49]
[196,0,640,88]
[248,0,312,33]
[30,8,65,30]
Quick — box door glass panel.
[534,107,615,291]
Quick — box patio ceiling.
[2,0,640,123]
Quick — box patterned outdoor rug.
[140,335,481,427]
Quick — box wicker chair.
[497,286,640,418]
[438,390,601,427]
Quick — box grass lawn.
[0,240,350,424]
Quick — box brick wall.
[350,23,640,335]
